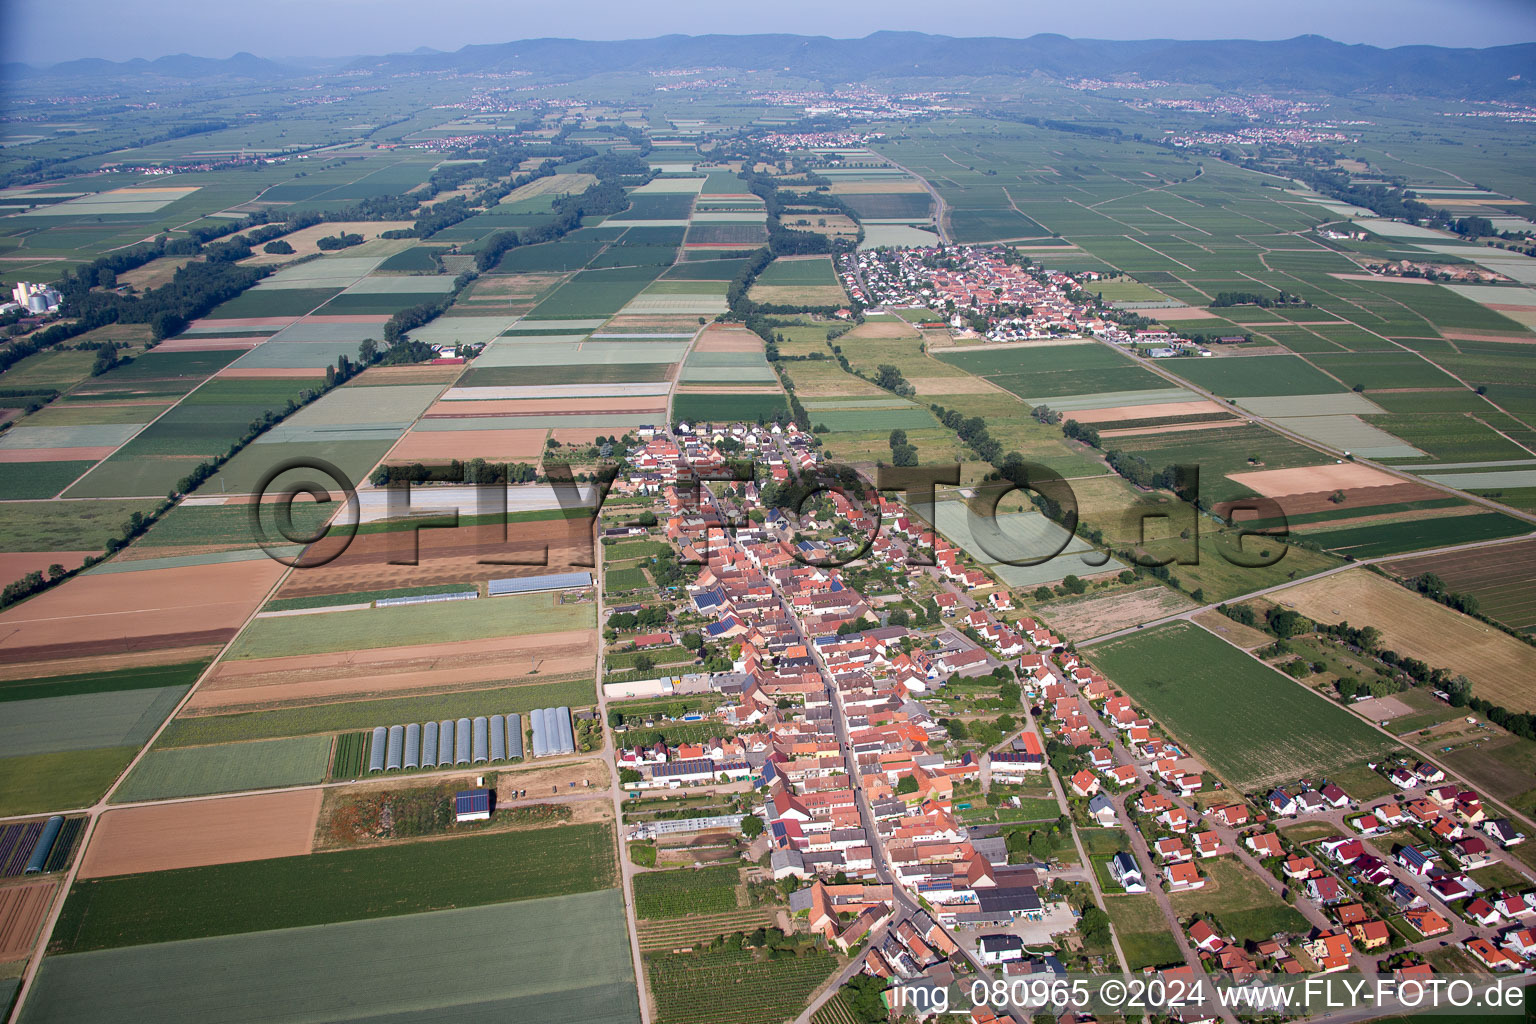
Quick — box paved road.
[881,155,950,244]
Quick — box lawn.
[154,678,595,746]
[1086,621,1399,792]
[633,865,739,919]
[224,591,593,660]
[1168,858,1310,943]
[1101,894,1184,970]
[49,822,618,951]
[111,735,332,802]
[25,890,639,1024]
[604,566,650,594]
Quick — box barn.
[454,788,492,823]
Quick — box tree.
[358,338,379,363]
[263,239,295,255]
[632,653,655,674]
[740,814,764,838]
[618,767,642,785]
[896,775,920,795]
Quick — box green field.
[633,865,739,919]
[672,392,787,424]
[1160,355,1346,398]
[0,660,208,704]
[754,257,838,286]
[0,461,94,500]
[28,889,638,1024]
[938,343,1168,399]
[1101,895,1184,971]
[527,265,666,319]
[1167,857,1310,942]
[1301,511,1529,558]
[111,735,332,802]
[154,678,595,747]
[604,566,649,593]
[808,407,938,433]
[0,746,137,816]
[50,821,618,952]
[0,499,161,553]
[1086,621,1398,791]
[1,685,188,757]
[224,590,593,659]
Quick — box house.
[1108,852,1146,893]
[1307,876,1343,904]
[1482,818,1526,847]
[1283,855,1318,880]
[1465,898,1501,928]
[1403,907,1450,938]
[1156,837,1192,864]
[1396,846,1435,875]
[1466,937,1520,972]
[1495,894,1534,922]
[1319,838,1365,865]
[1166,862,1204,891]
[1415,762,1446,784]
[1070,770,1100,798]
[1267,790,1297,817]
[1189,919,1225,954]
[1304,931,1354,973]
[1087,792,1118,826]
[1505,928,1536,958]
[1319,783,1350,808]
[1209,804,1250,828]
[978,933,1025,965]
[1451,835,1493,869]
[1246,833,1283,859]
[1348,920,1391,952]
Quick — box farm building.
[366,711,531,771]
[488,572,593,597]
[529,706,577,758]
[454,788,492,823]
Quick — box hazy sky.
[5,0,1535,67]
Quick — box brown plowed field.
[1226,462,1399,497]
[693,330,761,354]
[0,447,116,463]
[185,629,595,712]
[387,428,548,463]
[0,558,283,662]
[0,881,56,961]
[274,518,593,599]
[1216,481,1447,521]
[0,551,95,581]
[187,317,297,330]
[80,791,323,878]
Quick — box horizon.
[5,0,1536,68]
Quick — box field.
[1385,538,1536,633]
[1270,568,1536,712]
[223,591,593,660]
[80,790,323,877]
[937,342,1169,400]
[112,735,332,802]
[647,944,838,1024]
[0,881,55,962]
[26,889,639,1024]
[0,685,187,757]
[1166,858,1309,942]
[1102,895,1184,970]
[0,746,138,817]
[1086,621,1399,791]
[50,820,617,952]
[672,392,787,424]
[1034,585,1198,641]
[633,865,739,919]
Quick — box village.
[595,422,1536,1018]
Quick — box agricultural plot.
[1271,569,1536,711]
[52,821,617,951]
[80,790,322,877]
[0,686,187,758]
[633,865,739,919]
[112,735,333,802]
[1385,538,1536,633]
[1161,355,1347,398]
[1298,511,1528,559]
[28,889,638,1024]
[526,266,666,319]
[938,343,1169,401]
[672,392,787,424]
[647,944,838,1024]
[1087,621,1398,791]
[1103,895,1184,971]
[925,499,1124,589]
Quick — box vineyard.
[632,865,739,919]
[647,944,838,1024]
[635,906,776,951]
[330,732,369,780]
[811,993,861,1024]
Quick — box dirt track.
[186,629,595,711]
[79,791,323,878]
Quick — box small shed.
[454,788,492,823]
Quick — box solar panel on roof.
[368,727,388,772]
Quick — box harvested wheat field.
[906,375,999,395]
[0,558,283,664]
[0,881,56,961]
[186,630,595,712]
[241,221,414,264]
[1272,568,1536,712]
[387,428,548,463]
[79,790,323,878]
[1100,419,1242,439]
[274,519,594,599]
[343,364,465,387]
[1226,462,1400,498]
[423,397,666,418]
[1070,400,1227,424]
[1036,585,1199,641]
[693,330,763,354]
